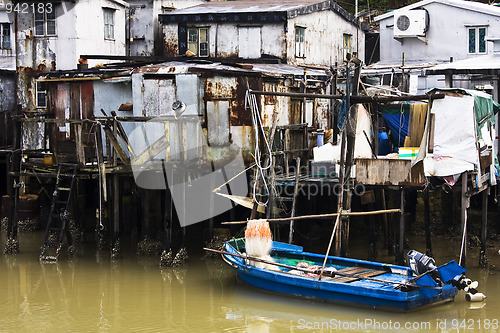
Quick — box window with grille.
[34,10,56,36]
[295,26,305,58]
[104,9,115,40]
[36,81,47,109]
[1,23,10,49]
[468,27,487,54]
[188,27,208,57]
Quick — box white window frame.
[104,8,115,40]
[1,23,10,49]
[468,26,487,54]
[34,11,56,37]
[187,27,209,57]
[36,81,47,109]
[295,26,305,58]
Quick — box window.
[34,11,56,36]
[1,23,10,49]
[187,27,208,57]
[36,81,47,108]
[468,27,487,54]
[295,27,305,58]
[104,9,115,40]
[343,34,352,61]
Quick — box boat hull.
[222,240,459,312]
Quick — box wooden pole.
[479,187,488,268]
[397,188,405,265]
[221,208,401,225]
[249,90,445,102]
[319,209,342,281]
[459,172,468,267]
[288,157,301,244]
[380,189,391,254]
[424,187,433,257]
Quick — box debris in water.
[172,247,188,266]
[160,249,173,267]
[137,236,163,255]
[4,238,19,254]
[111,239,121,260]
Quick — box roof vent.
[394,10,428,38]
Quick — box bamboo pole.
[319,209,342,281]
[221,208,401,225]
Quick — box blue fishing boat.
[214,238,470,312]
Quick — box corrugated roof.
[133,61,328,78]
[425,54,500,74]
[375,0,500,22]
[160,0,360,27]
[166,0,331,15]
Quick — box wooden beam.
[102,125,130,165]
[222,208,402,224]
[132,134,170,166]
[249,89,445,103]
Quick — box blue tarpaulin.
[380,104,410,148]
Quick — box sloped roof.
[166,0,331,15]
[160,0,358,26]
[375,0,500,21]
[425,54,500,74]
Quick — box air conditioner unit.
[394,10,428,38]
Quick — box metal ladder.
[40,163,77,261]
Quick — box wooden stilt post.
[5,115,21,254]
[113,174,120,247]
[161,160,172,252]
[288,157,300,244]
[424,187,433,257]
[479,187,489,268]
[397,187,405,265]
[460,172,468,267]
[380,189,391,255]
[266,158,276,220]
[368,201,377,261]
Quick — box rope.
[246,91,273,206]
[212,163,256,193]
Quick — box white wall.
[378,2,500,64]
[287,10,365,66]
[163,9,363,65]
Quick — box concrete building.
[11,0,128,112]
[367,0,500,94]
[127,0,208,57]
[159,0,366,66]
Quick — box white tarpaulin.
[424,95,478,177]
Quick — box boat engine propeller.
[407,250,486,302]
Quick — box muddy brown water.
[0,231,499,333]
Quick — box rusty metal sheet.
[231,76,259,126]
[355,158,425,186]
[207,100,230,146]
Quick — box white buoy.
[466,293,487,302]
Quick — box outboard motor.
[407,250,436,275]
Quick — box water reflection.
[0,232,499,332]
